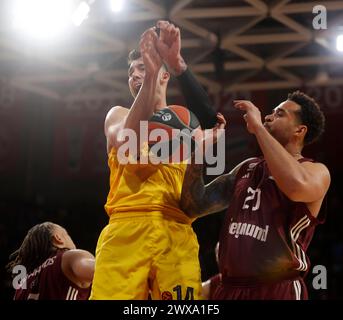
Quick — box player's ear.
[52,232,64,248]
[160,71,170,84]
[295,124,307,140]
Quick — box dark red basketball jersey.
[209,273,221,300]
[218,157,326,283]
[14,250,91,300]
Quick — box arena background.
[1,0,342,299]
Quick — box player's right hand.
[233,100,263,135]
[139,28,163,78]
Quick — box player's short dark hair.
[127,49,141,66]
[127,49,167,71]
[288,90,325,145]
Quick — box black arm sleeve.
[176,68,217,129]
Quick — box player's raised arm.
[181,165,233,218]
[123,29,163,134]
[233,99,331,207]
[105,28,164,153]
[156,20,217,129]
[180,114,239,217]
[181,155,256,218]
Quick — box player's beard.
[271,129,289,146]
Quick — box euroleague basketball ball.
[148,105,201,162]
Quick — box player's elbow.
[82,259,95,283]
[285,182,321,202]
[74,258,95,285]
[282,179,305,201]
[286,189,305,202]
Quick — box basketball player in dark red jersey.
[7,222,94,300]
[181,92,331,300]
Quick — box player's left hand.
[201,112,226,152]
[155,20,186,76]
[190,113,226,160]
[233,100,263,135]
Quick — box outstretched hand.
[202,112,227,150]
[155,20,186,76]
[139,28,163,78]
[233,100,263,135]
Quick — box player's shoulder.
[106,105,129,119]
[62,249,94,261]
[105,106,129,132]
[301,159,330,172]
[61,250,94,275]
[229,157,259,175]
[301,160,331,181]
[109,105,129,112]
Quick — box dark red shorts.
[211,276,308,300]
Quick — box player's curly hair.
[288,90,325,145]
[6,222,57,275]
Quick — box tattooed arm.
[180,157,255,218]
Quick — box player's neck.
[285,144,303,159]
[153,94,167,112]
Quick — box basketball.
[148,105,201,162]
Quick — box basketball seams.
[169,105,191,125]
[148,122,176,131]
[150,107,193,132]
[168,107,194,132]
[169,105,200,131]
[148,122,175,139]
[147,105,200,161]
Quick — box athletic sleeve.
[176,68,218,129]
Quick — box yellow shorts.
[89,212,202,300]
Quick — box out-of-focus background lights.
[72,1,90,27]
[336,34,343,52]
[110,0,124,13]
[12,0,73,39]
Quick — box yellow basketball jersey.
[104,147,192,223]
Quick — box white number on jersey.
[242,187,261,211]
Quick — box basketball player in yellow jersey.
[90,28,221,300]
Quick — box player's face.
[128,57,145,98]
[263,100,302,145]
